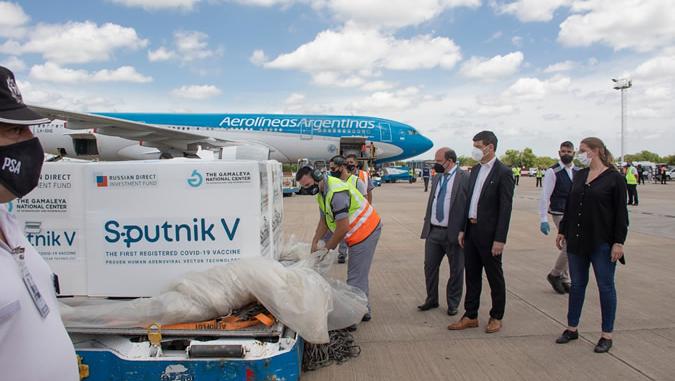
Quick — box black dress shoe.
[547,274,566,294]
[594,337,613,353]
[362,313,371,322]
[447,307,458,316]
[417,302,439,311]
[556,329,579,344]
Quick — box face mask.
[576,152,591,166]
[329,169,342,178]
[0,138,44,198]
[433,162,446,174]
[471,147,485,161]
[560,154,574,165]
[346,164,356,173]
[306,184,319,195]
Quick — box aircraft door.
[300,119,313,140]
[379,122,392,142]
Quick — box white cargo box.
[11,159,283,297]
[10,163,88,295]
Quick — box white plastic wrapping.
[60,244,367,344]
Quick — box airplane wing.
[27,105,260,156]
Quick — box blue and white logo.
[187,170,203,187]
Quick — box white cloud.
[643,86,671,100]
[385,35,462,70]
[0,1,30,38]
[0,56,26,72]
[629,107,661,119]
[263,24,462,87]
[174,30,221,62]
[232,0,295,6]
[235,0,479,28]
[476,104,517,116]
[150,30,222,64]
[16,21,148,64]
[91,66,153,83]
[249,49,269,66]
[361,80,396,91]
[350,86,421,111]
[511,35,523,47]
[543,60,576,73]
[633,54,675,81]
[495,0,572,22]
[111,0,200,11]
[284,92,305,105]
[460,51,523,80]
[316,0,481,28]
[503,75,571,100]
[487,31,503,42]
[170,84,222,99]
[148,47,176,62]
[29,62,152,83]
[17,80,119,111]
[559,0,675,52]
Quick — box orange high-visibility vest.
[318,176,380,246]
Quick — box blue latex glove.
[540,222,550,235]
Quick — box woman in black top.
[554,137,628,353]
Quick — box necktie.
[436,174,449,222]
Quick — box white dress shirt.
[0,209,79,381]
[539,161,574,222]
[468,156,497,219]
[431,166,457,226]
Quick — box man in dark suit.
[418,148,469,316]
[448,131,514,334]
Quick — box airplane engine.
[95,134,161,161]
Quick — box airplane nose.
[420,135,433,154]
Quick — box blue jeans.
[567,244,617,332]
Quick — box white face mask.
[471,147,485,161]
[577,152,591,166]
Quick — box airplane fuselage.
[32,114,433,163]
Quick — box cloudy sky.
[1,0,674,158]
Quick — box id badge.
[12,247,50,318]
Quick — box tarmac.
[283,176,675,381]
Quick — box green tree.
[521,148,537,168]
[625,150,663,163]
[458,156,477,167]
[500,149,521,167]
[665,155,675,165]
[535,156,557,168]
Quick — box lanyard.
[437,167,457,198]
[11,247,50,318]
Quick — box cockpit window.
[408,129,418,135]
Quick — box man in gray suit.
[418,147,469,316]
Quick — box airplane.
[28,106,433,163]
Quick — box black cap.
[0,66,50,125]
